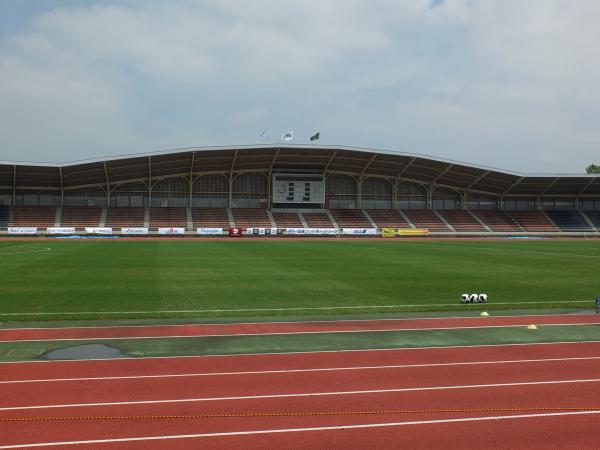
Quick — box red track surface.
[2,341,600,448]
[2,314,600,341]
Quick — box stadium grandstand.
[1,144,599,236]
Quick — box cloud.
[0,0,599,172]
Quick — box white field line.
[1,378,600,412]
[0,300,592,316]
[2,339,600,365]
[2,410,600,449]
[1,355,600,385]
[2,321,600,343]
[0,313,596,332]
[0,247,51,255]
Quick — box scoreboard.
[272,174,325,207]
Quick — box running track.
[2,340,600,448]
[2,313,600,342]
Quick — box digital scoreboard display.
[272,174,325,206]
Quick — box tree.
[586,164,600,174]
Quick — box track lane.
[2,341,600,382]
[1,380,599,447]
[1,314,599,342]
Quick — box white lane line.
[1,410,600,448]
[0,300,591,316]
[2,339,600,365]
[1,378,600,412]
[2,321,600,343]
[2,356,600,385]
[0,313,596,332]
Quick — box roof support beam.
[13,165,16,206]
[503,177,525,195]
[229,149,238,178]
[360,154,378,178]
[395,157,417,180]
[59,167,64,206]
[540,177,560,196]
[269,148,280,176]
[578,177,598,196]
[323,150,338,175]
[432,164,454,185]
[466,171,490,192]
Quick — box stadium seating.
[583,211,600,229]
[472,210,522,232]
[105,207,145,227]
[192,208,230,228]
[14,206,56,227]
[60,206,102,229]
[0,206,9,227]
[232,208,272,228]
[401,209,451,231]
[149,207,188,230]
[272,212,304,228]
[437,210,486,232]
[507,211,558,232]
[303,212,335,228]
[544,210,593,232]
[330,209,372,228]
[366,209,412,229]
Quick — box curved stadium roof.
[1,144,599,197]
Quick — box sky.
[0,0,599,173]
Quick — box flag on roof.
[310,132,320,141]
[282,130,294,141]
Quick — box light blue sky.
[0,0,599,172]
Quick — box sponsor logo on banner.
[158,227,185,235]
[342,228,378,236]
[46,227,76,234]
[85,227,113,234]
[381,228,396,238]
[285,228,339,235]
[196,228,224,235]
[8,227,37,235]
[244,228,278,236]
[396,228,429,236]
[120,227,149,235]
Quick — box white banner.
[158,227,185,235]
[46,227,76,234]
[244,228,278,236]
[285,228,339,235]
[196,228,224,235]
[120,227,149,235]
[342,228,378,236]
[8,227,37,235]
[85,227,113,234]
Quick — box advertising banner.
[396,228,429,236]
[229,227,242,237]
[158,227,185,235]
[120,227,149,235]
[196,228,224,235]
[341,228,378,236]
[8,227,37,235]
[85,227,113,234]
[381,228,396,238]
[46,227,76,234]
[284,228,339,235]
[244,228,278,236]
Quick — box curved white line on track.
[1,339,599,365]
[2,410,600,449]
[0,313,596,332]
[2,321,600,343]
[2,355,600,385]
[2,377,600,412]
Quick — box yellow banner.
[381,228,396,238]
[396,228,429,236]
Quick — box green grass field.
[1,239,599,321]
